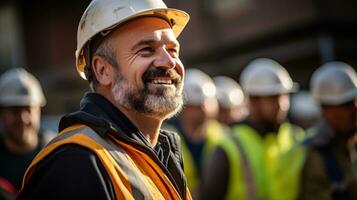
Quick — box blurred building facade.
[0,0,357,115]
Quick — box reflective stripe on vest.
[219,122,306,200]
[21,124,190,200]
[218,135,246,200]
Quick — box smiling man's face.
[109,17,184,118]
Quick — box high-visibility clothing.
[218,122,306,200]
[299,121,357,200]
[166,120,227,194]
[22,124,192,200]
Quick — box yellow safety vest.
[165,120,227,194]
[219,122,306,200]
[21,124,192,200]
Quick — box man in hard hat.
[200,58,306,200]
[213,75,246,125]
[18,0,191,199]
[299,61,357,200]
[0,68,47,196]
[164,69,227,198]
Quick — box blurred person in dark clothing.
[299,61,357,200]
[0,68,47,195]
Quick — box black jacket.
[18,92,187,200]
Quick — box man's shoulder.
[40,143,99,166]
[18,144,115,200]
[25,143,110,186]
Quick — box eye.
[167,48,179,57]
[138,46,155,57]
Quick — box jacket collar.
[59,92,152,147]
[58,92,182,161]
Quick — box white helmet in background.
[213,76,244,108]
[240,58,297,96]
[290,91,321,127]
[76,0,190,80]
[0,68,46,107]
[310,61,357,105]
[184,69,216,106]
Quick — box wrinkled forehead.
[110,17,178,46]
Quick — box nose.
[153,48,176,69]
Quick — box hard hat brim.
[0,97,46,107]
[314,89,357,106]
[245,82,299,96]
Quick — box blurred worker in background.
[200,58,306,200]
[18,0,191,199]
[0,68,47,197]
[288,91,321,130]
[164,68,227,198]
[213,76,246,125]
[299,61,357,200]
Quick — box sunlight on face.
[107,17,184,119]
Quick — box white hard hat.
[76,0,190,80]
[0,68,46,107]
[310,61,357,105]
[240,58,297,96]
[184,69,216,105]
[290,91,321,120]
[213,76,244,108]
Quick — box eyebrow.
[131,40,156,51]
[131,38,179,52]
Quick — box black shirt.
[0,134,45,191]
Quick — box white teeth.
[152,79,173,84]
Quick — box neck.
[4,133,38,155]
[98,88,164,146]
[118,104,162,146]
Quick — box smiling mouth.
[148,77,177,85]
[151,79,173,84]
[143,68,181,86]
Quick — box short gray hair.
[85,36,118,91]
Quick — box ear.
[92,55,113,86]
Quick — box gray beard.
[111,72,183,119]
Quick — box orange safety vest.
[21,124,192,200]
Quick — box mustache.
[142,68,182,83]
